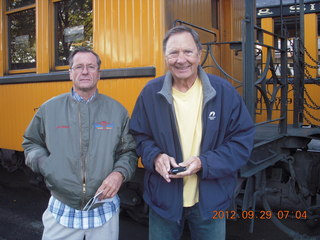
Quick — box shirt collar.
[72,88,96,104]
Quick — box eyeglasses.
[71,65,98,73]
[166,50,198,60]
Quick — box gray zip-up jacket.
[22,91,137,210]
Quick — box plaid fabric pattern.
[72,89,96,103]
[48,195,120,229]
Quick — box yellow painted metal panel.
[0,82,72,151]
[261,18,274,49]
[220,0,245,89]
[98,77,154,115]
[93,0,165,112]
[261,18,274,78]
[94,0,164,71]
[36,0,50,73]
[165,0,213,31]
[233,0,246,42]
[304,13,318,78]
[0,0,6,76]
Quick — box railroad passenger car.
[0,0,243,154]
[1,0,319,238]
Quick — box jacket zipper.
[79,103,87,207]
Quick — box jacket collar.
[158,66,216,105]
[69,88,100,103]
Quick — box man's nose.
[176,52,187,62]
[82,66,89,73]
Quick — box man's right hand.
[154,153,179,183]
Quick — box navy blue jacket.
[129,67,255,221]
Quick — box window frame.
[53,0,93,69]
[5,3,36,74]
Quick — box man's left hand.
[169,156,202,178]
[96,171,124,200]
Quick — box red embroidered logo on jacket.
[56,126,70,128]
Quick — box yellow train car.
[1,1,320,236]
[0,0,245,154]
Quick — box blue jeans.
[149,204,226,240]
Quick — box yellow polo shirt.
[172,77,203,207]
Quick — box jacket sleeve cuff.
[25,150,48,173]
[199,155,208,179]
[113,168,127,182]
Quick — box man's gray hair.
[162,25,202,53]
[68,47,101,69]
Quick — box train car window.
[54,0,93,67]
[274,16,298,38]
[6,0,35,10]
[8,7,36,70]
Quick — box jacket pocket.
[215,176,237,204]
[39,154,79,195]
[145,172,178,211]
[38,154,55,191]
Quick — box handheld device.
[168,166,187,174]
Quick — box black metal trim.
[257,1,320,18]
[0,66,156,85]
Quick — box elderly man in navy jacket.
[130,25,255,240]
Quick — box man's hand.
[154,153,179,183]
[96,171,124,200]
[170,156,202,179]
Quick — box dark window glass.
[274,16,299,38]
[212,0,219,29]
[55,0,93,66]
[8,8,36,70]
[6,0,35,10]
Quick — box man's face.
[165,32,201,83]
[69,52,100,93]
